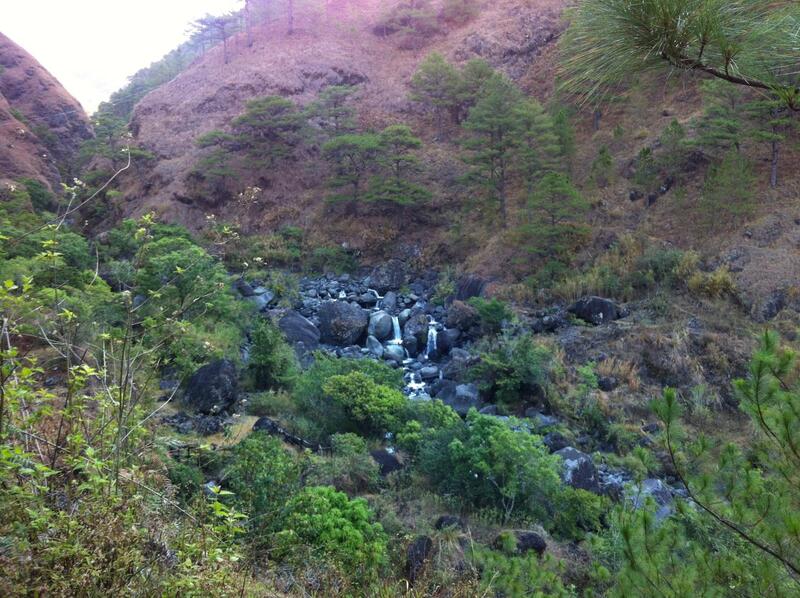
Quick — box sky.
[4,0,242,114]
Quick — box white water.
[424,320,438,359]
[389,316,403,345]
[367,288,383,309]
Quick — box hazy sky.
[4,0,242,114]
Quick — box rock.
[183,360,238,415]
[398,308,412,327]
[434,515,466,531]
[630,478,674,521]
[437,328,460,355]
[543,431,569,453]
[554,447,601,494]
[371,448,404,476]
[445,300,479,332]
[403,334,419,358]
[403,312,430,354]
[479,404,499,415]
[454,275,486,301]
[642,422,660,434]
[233,278,256,297]
[278,311,321,351]
[419,366,439,381]
[368,311,394,341]
[629,189,643,202]
[568,296,621,326]
[366,335,384,358]
[319,301,369,346]
[526,410,559,428]
[382,291,398,312]
[384,344,406,364]
[248,286,276,311]
[495,531,546,556]
[598,375,619,392]
[440,383,482,416]
[532,313,568,334]
[163,412,226,435]
[368,259,408,294]
[406,535,433,583]
[358,292,379,307]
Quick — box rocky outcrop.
[0,32,92,188]
[568,297,622,326]
[319,301,369,346]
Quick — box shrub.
[248,318,298,391]
[167,459,204,503]
[305,245,357,274]
[470,332,555,408]
[467,297,513,335]
[245,389,294,417]
[687,266,736,298]
[419,410,563,522]
[224,433,301,536]
[470,547,572,597]
[323,371,407,436]
[306,433,380,494]
[274,486,388,586]
[396,398,462,455]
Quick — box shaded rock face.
[369,259,409,294]
[183,360,238,415]
[453,275,486,301]
[371,448,404,476]
[403,312,430,356]
[318,301,369,346]
[435,515,466,531]
[406,536,433,583]
[0,32,92,187]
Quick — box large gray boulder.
[368,259,408,294]
[278,311,320,350]
[403,312,429,355]
[554,447,601,494]
[319,301,369,346]
[368,311,394,341]
[183,360,238,415]
[439,382,482,416]
[384,344,406,364]
[568,296,621,326]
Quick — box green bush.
[274,486,388,586]
[470,332,555,408]
[224,433,301,536]
[323,371,407,436]
[470,547,572,597]
[305,245,357,274]
[245,389,294,417]
[419,410,562,522]
[167,459,204,503]
[306,433,380,494]
[248,318,298,391]
[467,297,513,335]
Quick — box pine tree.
[232,96,305,167]
[322,133,381,205]
[455,59,495,122]
[512,99,561,192]
[462,73,522,227]
[369,124,431,206]
[694,80,745,155]
[409,52,462,137]
[658,118,687,172]
[744,99,794,188]
[307,85,358,138]
[552,108,576,173]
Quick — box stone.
[368,311,394,341]
[406,536,433,583]
[440,383,482,416]
[454,275,486,301]
[437,328,460,355]
[532,313,568,334]
[278,311,321,351]
[384,344,406,364]
[403,312,430,353]
[630,478,674,521]
[371,448,404,476]
[420,366,439,381]
[183,360,238,415]
[495,531,546,556]
[554,446,601,494]
[629,189,643,202]
[598,375,619,392]
[568,296,621,326]
[382,291,398,312]
[366,335,384,358]
[358,292,378,307]
[543,432,569,453]
[445,300,479,332]
[233,278,256,297]
[318,301,369,346]
[434,515,466,530]
[368,259,408,294]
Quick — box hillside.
[0,31,92,189]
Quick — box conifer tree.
[369,124,431,206]
[552,108,576,172]
[232,96,305,167]
[512,99,561,192]
[307,85,358,137]
[744,99,794,188]
[322,133,381,205]
[409,52,462,137]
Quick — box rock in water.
[568,296,621,325]
[318,301,369,346]
[368,311,394,341]
[367,335,384,358]
[183,360,238,415]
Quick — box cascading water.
[367,288,383,309]
[423,320,438,360]
[390,316,403,345]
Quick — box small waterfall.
[424,323,438,360]
[368,288,383,309]
[389,316,403,345]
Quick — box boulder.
[368,259,408,294]
[554,446,601,494]
[319,301,369,346]
[278,311,321,351]
[445,300,479,332]
[368,311,394,341]
[366,335,384,358]
[357,292,379,308]
[183,360,238,415]
[248,287,275,311]
[568,296,621,325]
[598,375,619,392]
[406,536,433,583]
[419,366,439,381]
[440,383,482,417]
[495,531,546,556]
[233,278,256,297]
[532,313,569,334]
[403,334,419,358]
[371,448,404,476]
[630,478,674,521]
[434,515,466,531]
[454,275,486,301]
[398,308,412,327]
[381,291,398,312]
[384,344,406,364]
[543,431,569,453]
[403,312,430,352]
[437,328,460,355]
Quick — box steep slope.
[0,31,93,189]
[121,0,565,228]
